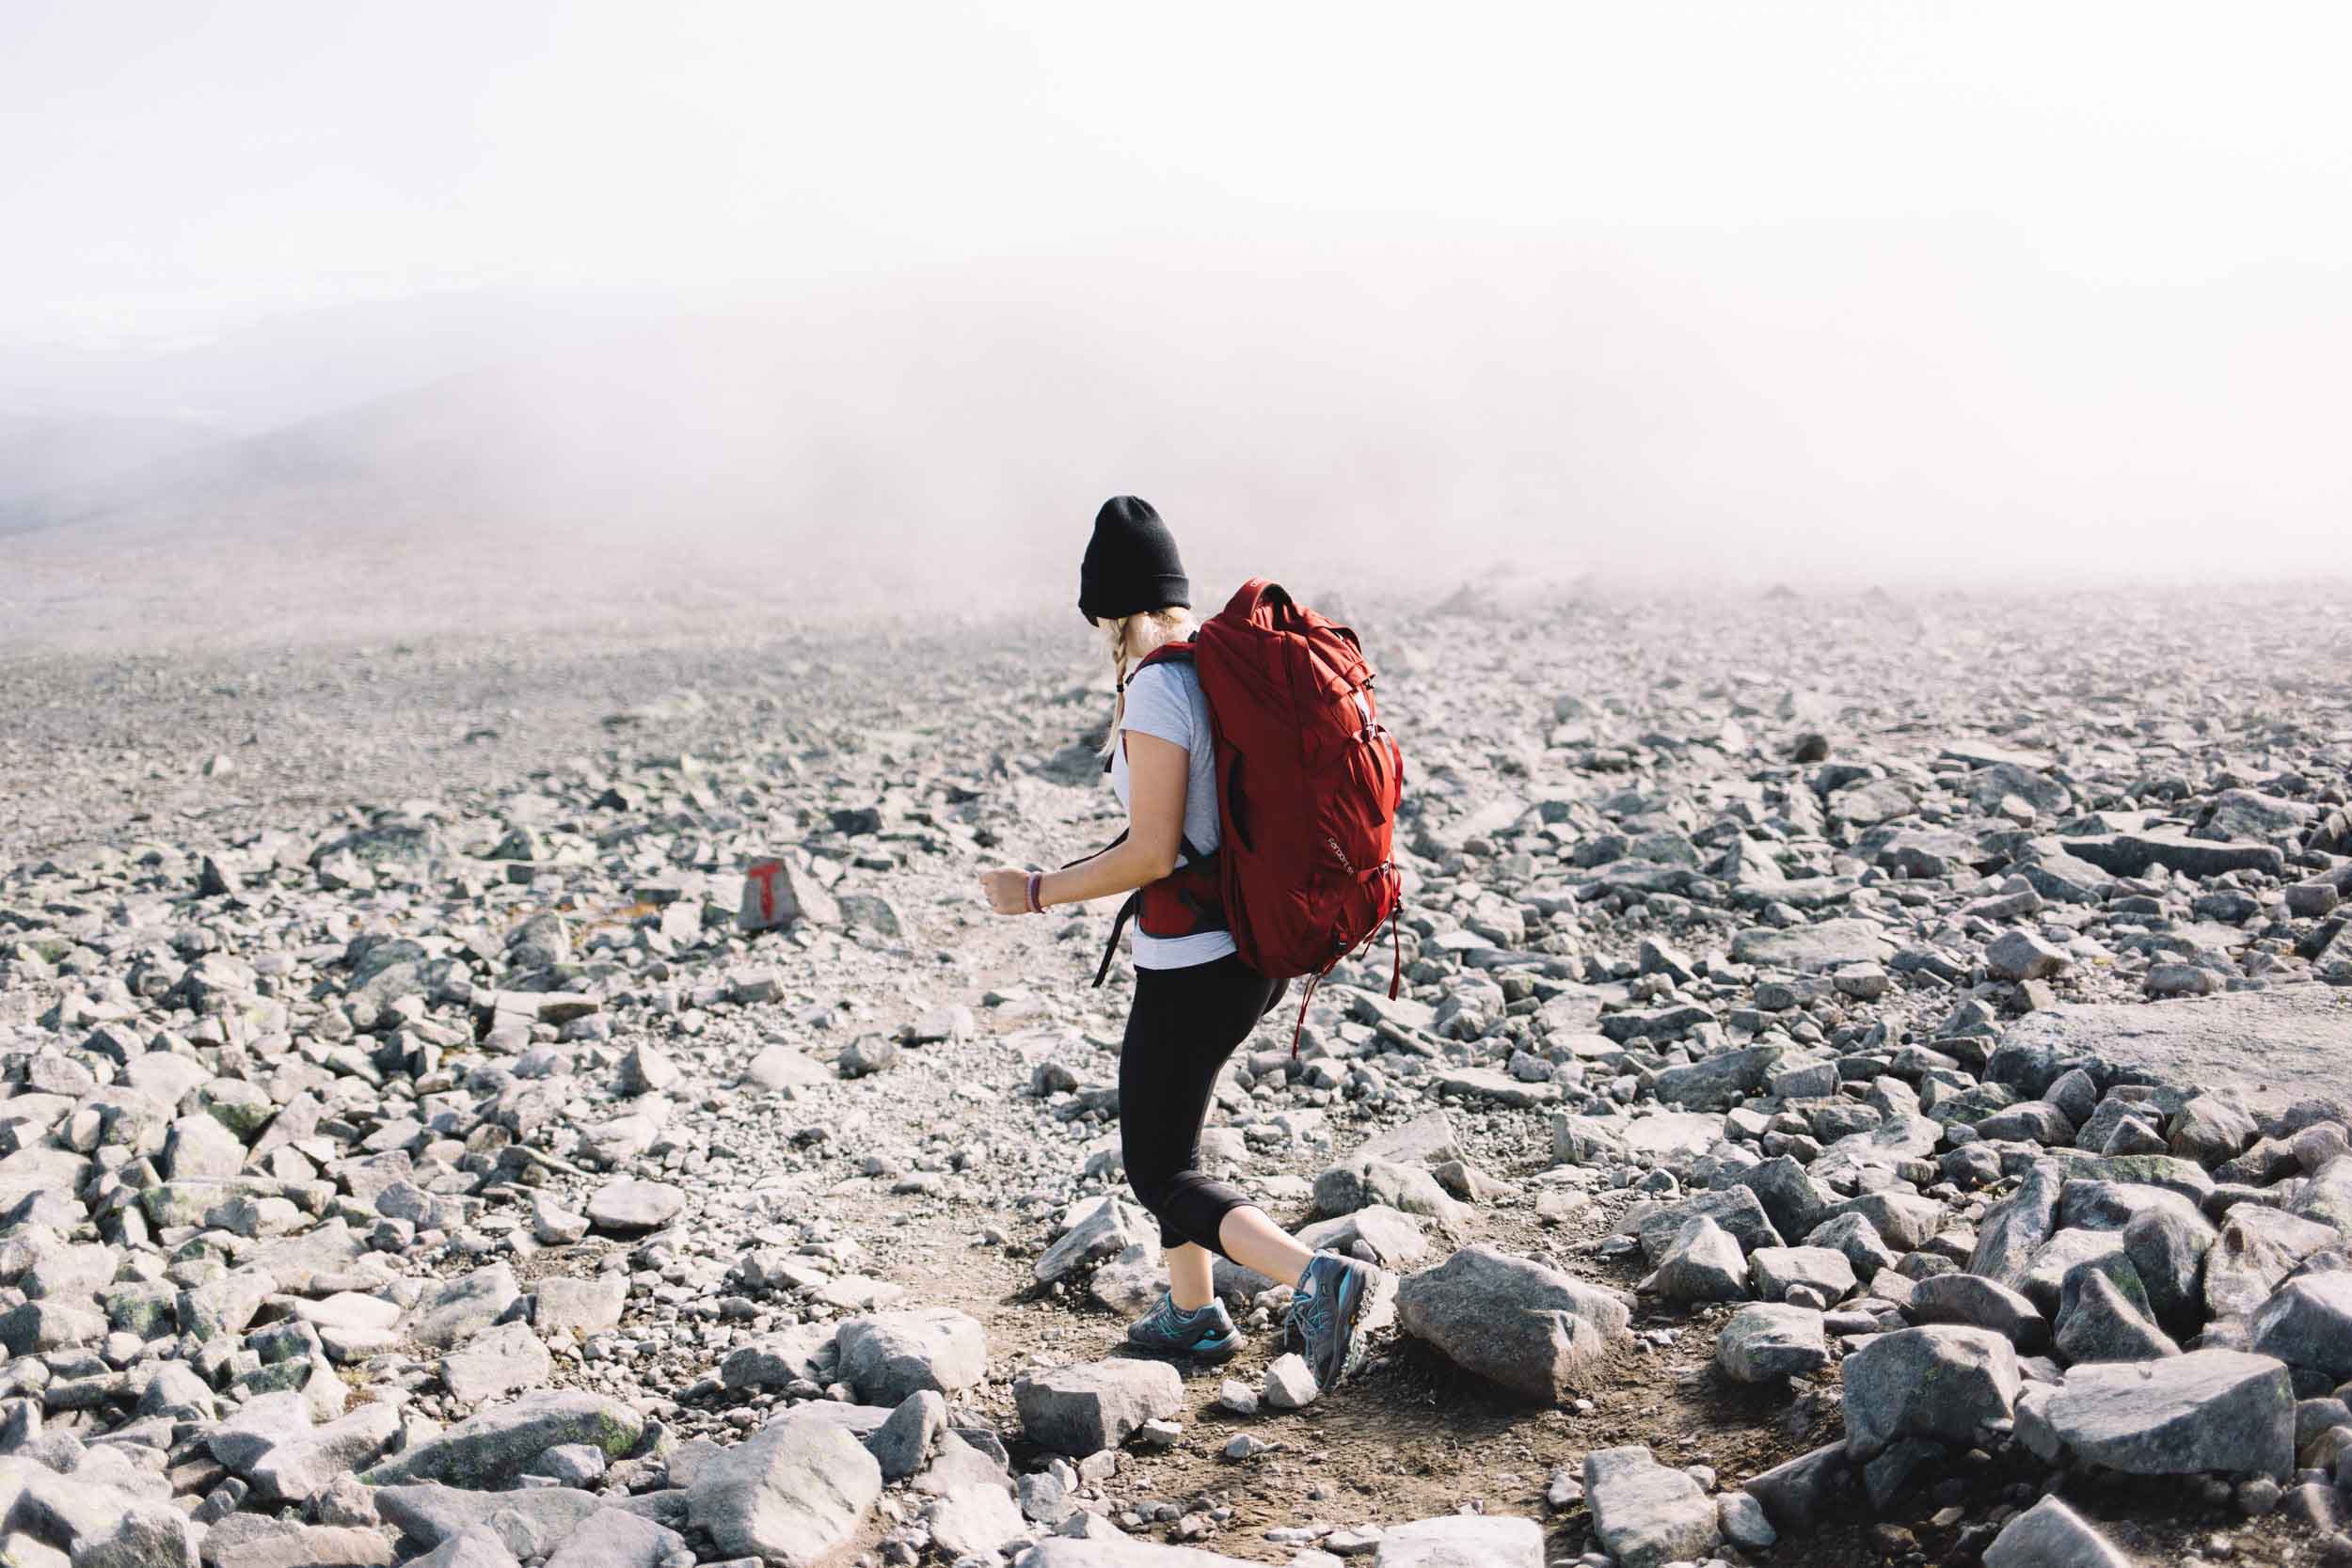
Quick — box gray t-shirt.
[1108,658,1236,969]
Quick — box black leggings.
[1119,953,1291,1257]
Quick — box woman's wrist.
[1026,871,1046,913]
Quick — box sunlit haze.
[4,0,2349,631]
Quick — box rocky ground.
[3,582,2352,1568]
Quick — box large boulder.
[363,1392,644,1489]
[1634,1187,1783,1262]
[2204,1207,2338,1322]
[1653,1046,1785,1111]
[833,1308,987,1406]
[373,1484,604,1549]
[1396,1246,1630,1404]
[1993,987,2352,1121]
[246,1402,402,1502]
[2249,1272,2352,1381]
[1908,1274,2049,1351]
[687,1415,882,1568]
[1840,1327,2020,1461]
[1013,1360,1183,1455]
[2037,1348,2294,1478]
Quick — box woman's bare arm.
[978,731,1189,912]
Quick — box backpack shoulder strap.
[1132,641,1194,673]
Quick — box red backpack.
[1084,578,1407,1039]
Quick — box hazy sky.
[4,1,2349,586]
[9,1,2350,345]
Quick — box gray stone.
[1581,1445,1720,1568]
[405,1265,520,1353]
[833,1308,986,1406]
[1908,1274,2049,1350]
[2171,1097,2260,1165]
[1634,1186,1783,1262]
[247,1402,402,1503]
[1743,1443,1849,1532]
[1969,1161,2064,1291]
[1986,930,2071,982]
[1263,1354,1319,1411]
[195,1513,395,1568]
[1976,1101,2075,1145]
[373,1484,604,1549]
[533,1275,627,1338]
[70,1502,198,1568]
[207,1389,314,1473]
[1369,1514,1541,1566]
[923,1482,1026,1559]
[737,856,835,931]
[1994,987,2352,1121]
[1717,1489,1777,1552]
[1841,1326,2021,1460]
[687,1416,880,1568]
[1730,920,1895,973]
[2122,1201,2216,1331]
[743,1045,828,1094]
[1823,1190,1945,1252]
[531,1446,606,1487]
[1312,1159,1465,1226]
[1716,1303,1829,1383]
[409,1526,521,1568]
[1981,1497,2129,1568]
[834,1034,898,1078]
[2249,1272,2352,1380]
[1748,1245,1855,1305]
[439,1322,549,1406]
[542,1508,681,1568]
[1645,1216,1748,1303]
[1395,1245,1630,1404]
[721,1327,837,1396]
[1653,1045,1785,1111]
[2042,1348,2294,1477]
[2022,1229,2127,1316]
[1805,1212,1901,1281]
[1023,1541,1259,1566]
[1013,1360,1184,1454]
[1033,1196,1152,1285]
[1734,1157,1836,1242]
[863,1390,944,1481]
[584,1180,683,1234]
[2054,1266,2180,1364]
[363,1392,644,1489]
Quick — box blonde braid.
[1098,607,1196,761]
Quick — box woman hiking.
[977,496,1391,1392]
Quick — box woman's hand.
[978,868,1033,915]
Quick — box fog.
[5,0,2350,637]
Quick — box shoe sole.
[1126,1328,1245,1364]
[1187,1328,1242,1363]
[1317,1264,1396,1388]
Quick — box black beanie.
[1078,496,1190,624]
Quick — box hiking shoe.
[1287,1251,1392,1389]
[1125,1293,1243,1361]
